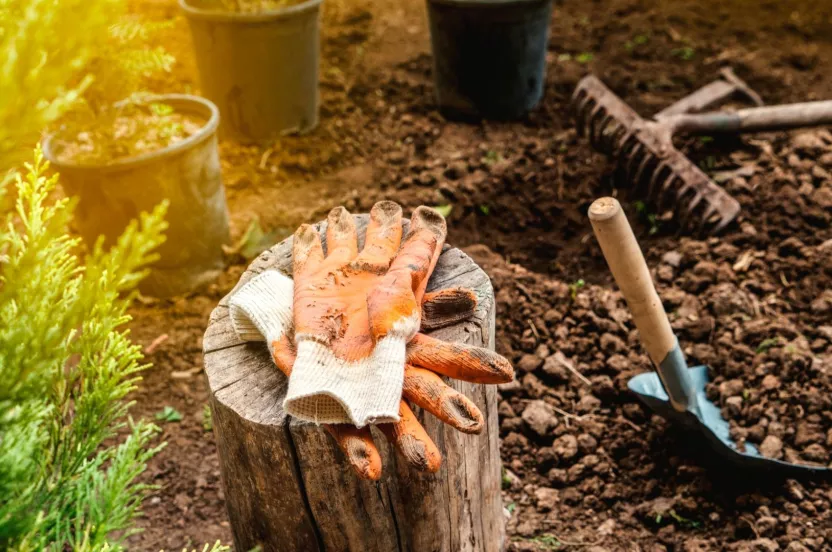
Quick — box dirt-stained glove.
[229,202,513,479]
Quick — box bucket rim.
[42,94,220,172]
[178,0,323,23]
[427,0,551,7]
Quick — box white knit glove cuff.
[284,335,406,427]
[228,270,294,345]
[228,269,407,427]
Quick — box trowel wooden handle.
[588,197,676,366]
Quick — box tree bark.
[203,214,504,552]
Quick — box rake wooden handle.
[673,100,832,134]
[588,197,676,366]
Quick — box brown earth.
[54,102,205,165]
[121,0,832,549]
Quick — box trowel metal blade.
[628,366,829,475]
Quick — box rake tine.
[615,137,640,182]
[647,162,671,202]
[602,118,626,153]
[678,189,704,227]
[596,114,619,154]
[574,95,595,137]
[710,212,734,235]
[633,151,656,193]
[624,142,646,179]
[697,203,719,235]
[588,104,608,150]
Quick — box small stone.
[760,435,784,459]
[791,131,827,154]
[657,264,674,282]
[521,400,558,436]
[522,373,548,398]
[662,250,682,267]
[597,518,616,536]
[732,539,779,552]
[516,354,543,373]
[577,433,599,454]
[801,443,826,462]
[553,434,579,460]
[547,467,568,486]
[719,379,745,398]
[544,309,563,324]
[725,396,743,416]
[561,487,582,505]
[599,333,626,354]
[534,487,559,512]
[577,394,601,413]
[542,351,571,381]
[761,375,780,391]
[515,519,536,537]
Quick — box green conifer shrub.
[0,149,223,551]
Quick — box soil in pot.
[53,102,206,165]
[186,0,308,13]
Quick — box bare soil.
[186,0,307,13]
[122,0,832,550]
[54,102,204,165]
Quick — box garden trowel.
[588,197,829,475]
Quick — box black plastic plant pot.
[179,0,322,143]
[426,0,553,120]
[42,94,231,298]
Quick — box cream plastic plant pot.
[179,0,322,143]
[42,94,231,298]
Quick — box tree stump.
[203,215,505,552]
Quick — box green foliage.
[634,200,660,235]
[202,404,213,432]
[0,148,170,550]
[223,217,288,261]
[0,0,173,174]
[575,52,594,64]
[433,204,453,218]
[756,337,781,354]
[155,406,183,424]
[481,150,503,165]
[671,46,696,61]
[529,534,561,550]
[569,279,586,301]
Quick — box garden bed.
[125,0,831,549]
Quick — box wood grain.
[203,214,504,552]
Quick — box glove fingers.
[420,288,478,331]
[325,424,383,481]
[352,201,403,271]
[403,365,484,434]
[406,333,514,384]
[393,206,448,302]
[293,224,324,281]
[271,334,296,376]
[367,207,447,341]
[379,401,442,473]
[325,206,358,263]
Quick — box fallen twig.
[616,415,642,432]
[144,333,169,354]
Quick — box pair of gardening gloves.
[228,201,514,479]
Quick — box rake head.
[571,75,741,235]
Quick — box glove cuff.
[284,335,406,427]
[228,270,294,344]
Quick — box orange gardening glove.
[229,202,513,479]
[281,201,448,426]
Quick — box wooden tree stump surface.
[203,214,504,552]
